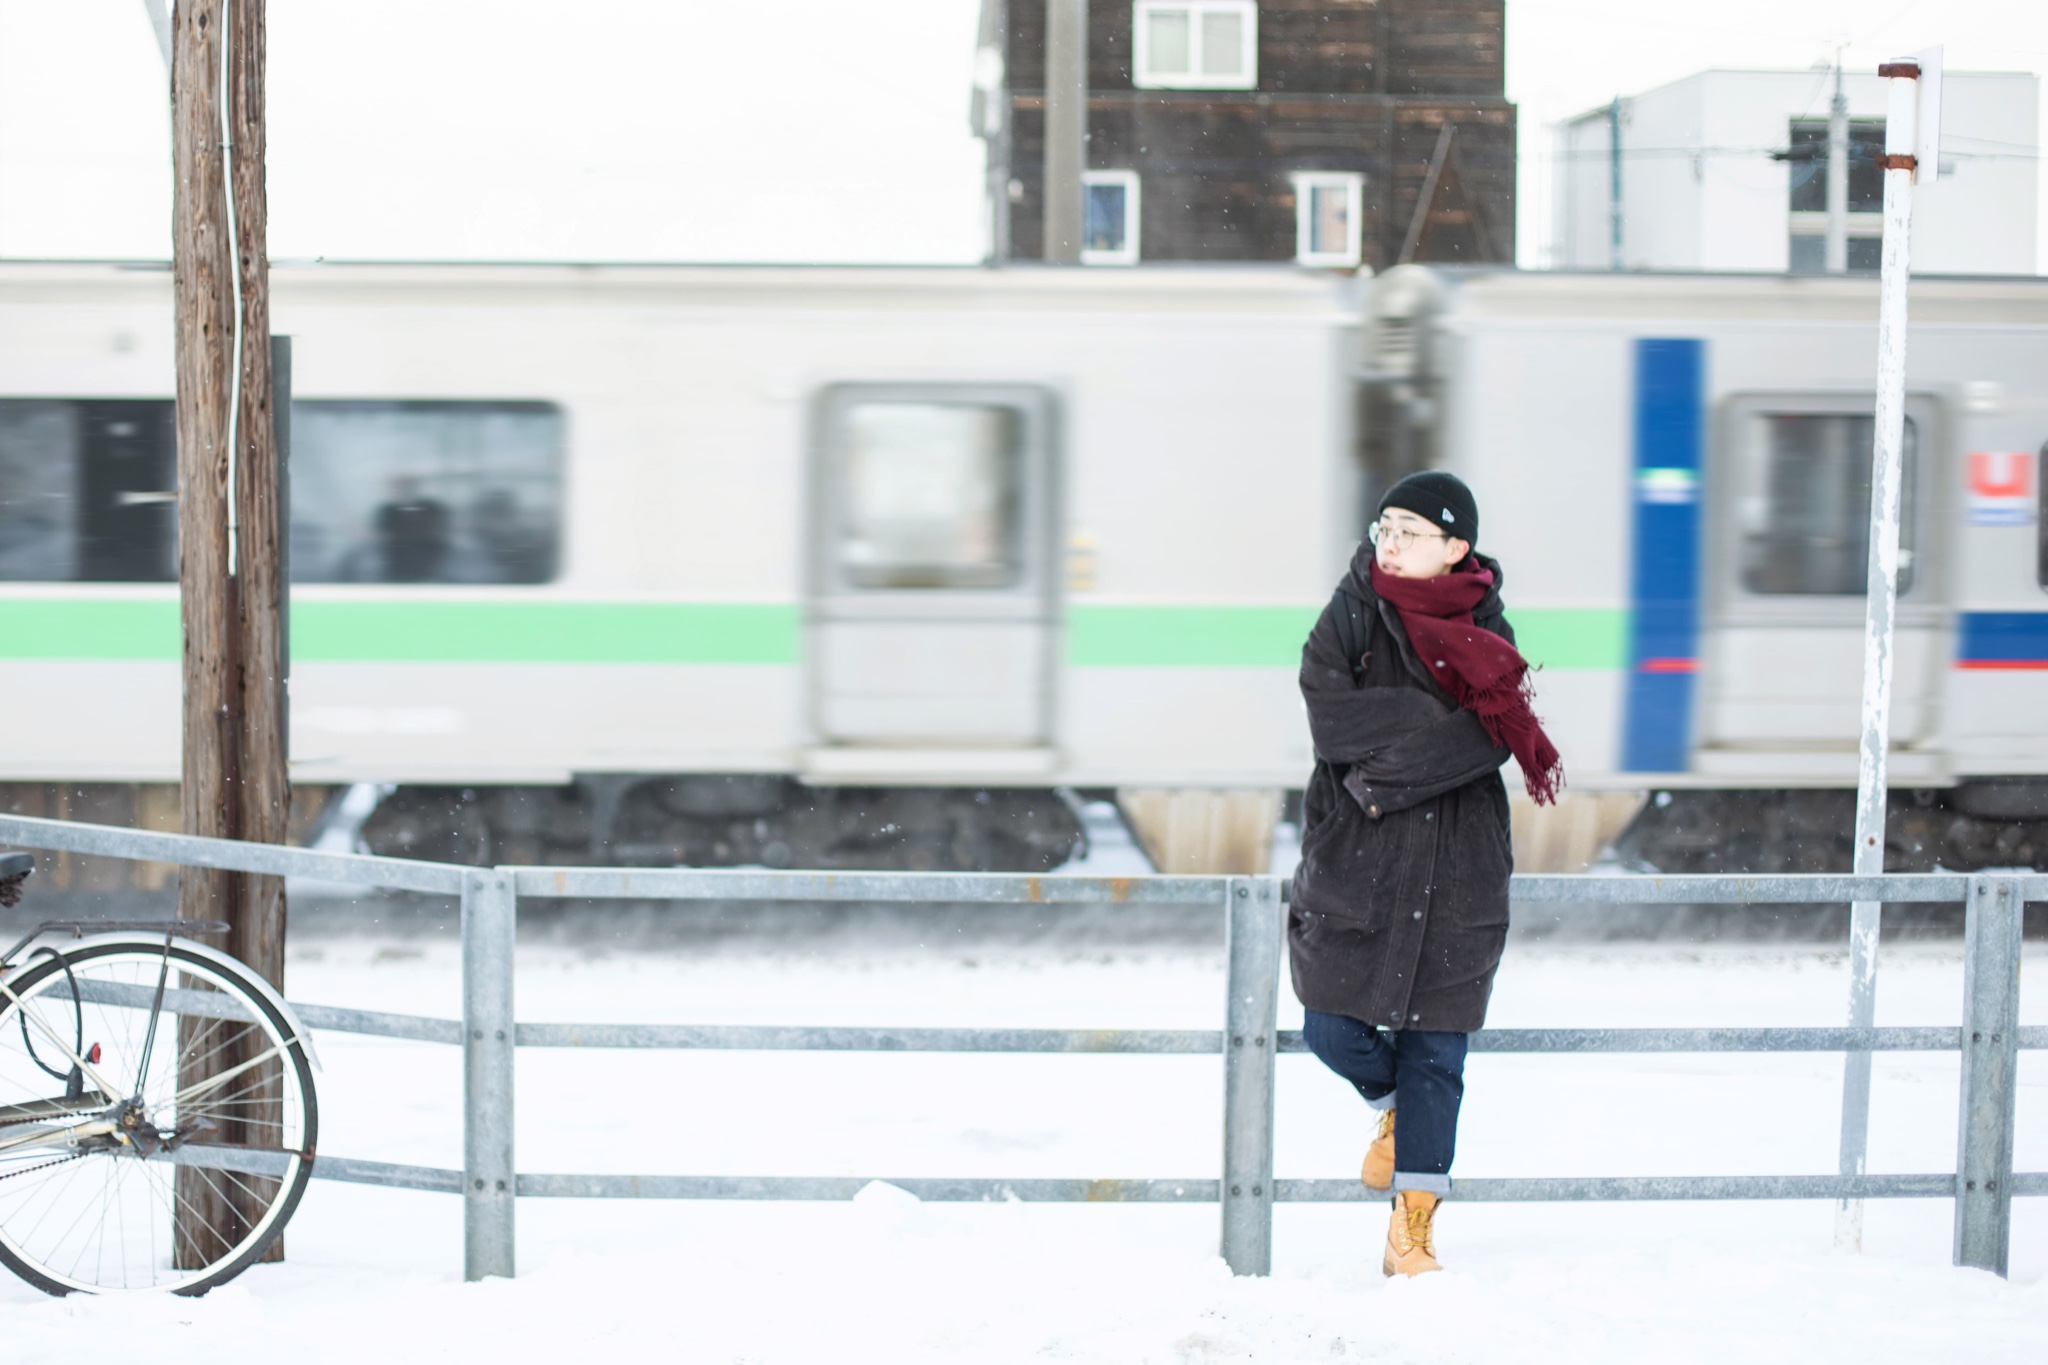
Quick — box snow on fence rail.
[0,812,2038,1284]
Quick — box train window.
[835,402,1023,589]
[1739,412,1917,596]
[0,399,177,582]
[289,401,563,584]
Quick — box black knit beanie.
[1378,470,1478,546]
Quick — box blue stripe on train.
[1620,338,1706,772]
[1957,612,2048,667]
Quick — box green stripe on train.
[1064,606,1320,666]
[0,600,1627,669]
[1065,604,1627,670]
[0,600,800,664]
[295,602,800,663]
[1509,608,1629,671]
[0,600,183,660]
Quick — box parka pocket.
[1296,803,1413,936]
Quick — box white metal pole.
[1834,56,1927,1253]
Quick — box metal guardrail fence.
[0,812,2038,1283]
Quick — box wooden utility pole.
[172,0,288,1264]
[1041,0,1085,263]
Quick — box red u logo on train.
[1968,450,2031,499]
[1966,451,2033,526]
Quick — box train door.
[1700,393,1945,764]
[807,384,1057,751]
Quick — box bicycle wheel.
[0,936,317,1295]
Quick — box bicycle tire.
[0,936,318,1295]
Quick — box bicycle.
[0,852,319,1295]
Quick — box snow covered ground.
[1,935,2043,1362]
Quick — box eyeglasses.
[1368,519,1451,552]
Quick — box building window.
[1737,411,1917,596]
[1294,172,1363,268]
[1133,0,1257,90]
[290,401,564,584]
[1081,170,1140,265]
[1786,118,1885,274]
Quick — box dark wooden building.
[999,0,1515,267]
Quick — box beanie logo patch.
[1441,509,1455,523]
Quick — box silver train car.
[0,261,2043,874]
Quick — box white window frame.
[1132,0,1258,91]
[1080,170,1141,266]
[1293,171,1364,268]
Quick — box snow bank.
[0,942,2040,1362]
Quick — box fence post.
[462,867,517,1281]
[1954,873,2022,1275]
[1221,875,1281,1276]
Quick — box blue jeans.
[1302,1010,1467,1196]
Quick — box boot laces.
[1401,1199,1436,1255]
[1375,1108,1396,1142]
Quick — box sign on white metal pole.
[1836,46,1941,1254]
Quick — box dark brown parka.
[1287,543,1518,1034]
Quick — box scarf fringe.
[1367,561,1567,807]
[1464,668,1565,807]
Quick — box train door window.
[833,402,1024,589]
[1736,411,1917,596]
[288,401,563,584]
[0,399,176,582]
[1081,171,1140,266]
[1295,172,1363,267]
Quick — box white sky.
[0,0,2044,269]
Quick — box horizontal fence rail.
[0,814,2039,1282]
[277,1007,2048,1057]
[0,812,466,895]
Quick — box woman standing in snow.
[1288,470,1562,1277]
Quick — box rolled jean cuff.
[1365,1090,1396,1112]
[1391,1171,1451,1196]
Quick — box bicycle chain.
[0,1104,104,1131]
[0,1149,88,1182]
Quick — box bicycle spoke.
[0,944,314,1294]
[172,1045,282,1109]
[0,979,121,1100]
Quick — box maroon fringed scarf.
[1370,560,1564,805]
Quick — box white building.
[1551,69,2038,274]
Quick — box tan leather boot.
[1382,1190,1442,1277]
[1360,1108,1396,1192]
